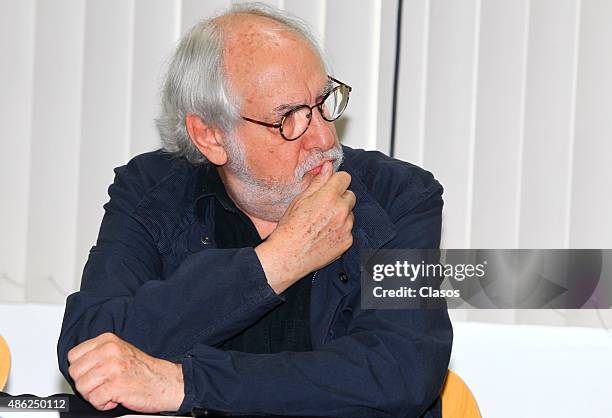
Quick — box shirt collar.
[342,162,397,250]
[194,158,398,250]
[195,163,239,214]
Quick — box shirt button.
[200,236,210,245]
[184,354,194,359]
[339,272,349,283]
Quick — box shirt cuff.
[176,355,196,415]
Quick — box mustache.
[294,146,344,180]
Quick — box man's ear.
[185,113,228,165]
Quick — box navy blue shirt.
[58,145,452,417]
[200,164,313,354]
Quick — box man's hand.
[67,332,184,413]
[256,160,356,293]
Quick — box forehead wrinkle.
[215,13,327,119]
[271,78,333,116]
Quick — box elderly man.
[58,3,452,417]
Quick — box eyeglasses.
[241,76,352,141]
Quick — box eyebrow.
[317,78,336,100]
[271,78,335,118]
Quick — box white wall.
[0,303,71,396]
[450,321,612,418]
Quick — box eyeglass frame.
[240,76,352,141]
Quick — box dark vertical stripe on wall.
[389,0,404,158]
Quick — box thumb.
[304,160,333,194]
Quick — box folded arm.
[57,160,285,387]
[60,154,452,417]
[176,182,452,417]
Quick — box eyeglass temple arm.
[328,76,352,92]
[241,116,282,128]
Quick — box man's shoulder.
[119,148,190,186]
[342,145,443,214]
[109,149,198,214]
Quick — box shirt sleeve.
[176,178,453,418]
[57,159,285,389]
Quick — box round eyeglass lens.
[321,86,350,121]
[281,106,312,140]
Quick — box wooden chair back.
[0,335,10,391]
[440,369,482,418]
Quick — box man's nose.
[300,109,336,151]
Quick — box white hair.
[155,2,332,165]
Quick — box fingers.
[69,333,124,382]
[88,382,119,411]
[67,332,117,365]
[66,333,184,413]
[101,401,119,411]
[74,365,108,400]
[69,345,106,381]
[301,160,352,202]
[68,333,125,410]
[321,170,351,195]
[303,160,334,195]
[100,401,119,411]
[341,189,356,210]
[345,208,355,226]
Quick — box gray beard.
[222,134,344,222]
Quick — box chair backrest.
[0,335,10,391]
[440,369,481,418]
